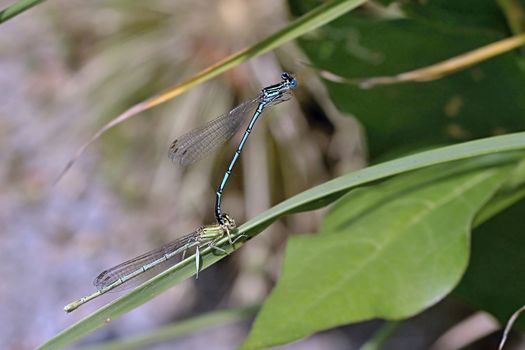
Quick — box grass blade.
[0,0,45,23]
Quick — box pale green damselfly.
[64,215,236,312]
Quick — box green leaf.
[399,0,508,33]
[299,15,525,158]
[241,156,519,350]
[38,132,525,350]
[369,0,511,34]
[474,157,525,225]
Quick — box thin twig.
[313,34,525,89]
[499,304,525,350]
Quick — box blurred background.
[1,0,524,349]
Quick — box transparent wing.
[265,89,293,107]
[93,230,200,291]
[169,94,262,166]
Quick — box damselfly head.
[281,72,297,89]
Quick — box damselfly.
[169,72,297,225]
[64,215,236,312]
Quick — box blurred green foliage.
[456,198,525,325]
[378,0,508,32]
[298,2,525,159]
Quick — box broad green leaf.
[394,0,508,33]
[299,15,525,158]
[38,132,525,350]
[301,0,507,32]
[455,198,525,327]
[241,156,518,350]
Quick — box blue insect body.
[169,72,297,224]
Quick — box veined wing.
[93,230,201,291]
[169,94,262,166]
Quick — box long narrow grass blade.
[54,0,367,184]
[0,0,45,23]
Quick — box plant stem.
[360,321,401,350]
[498,0,525,35]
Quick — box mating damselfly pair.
[64,72,297,312]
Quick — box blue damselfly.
[169,72,297,224]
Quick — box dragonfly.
[64,214,236,312]
[169,72,297,225]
